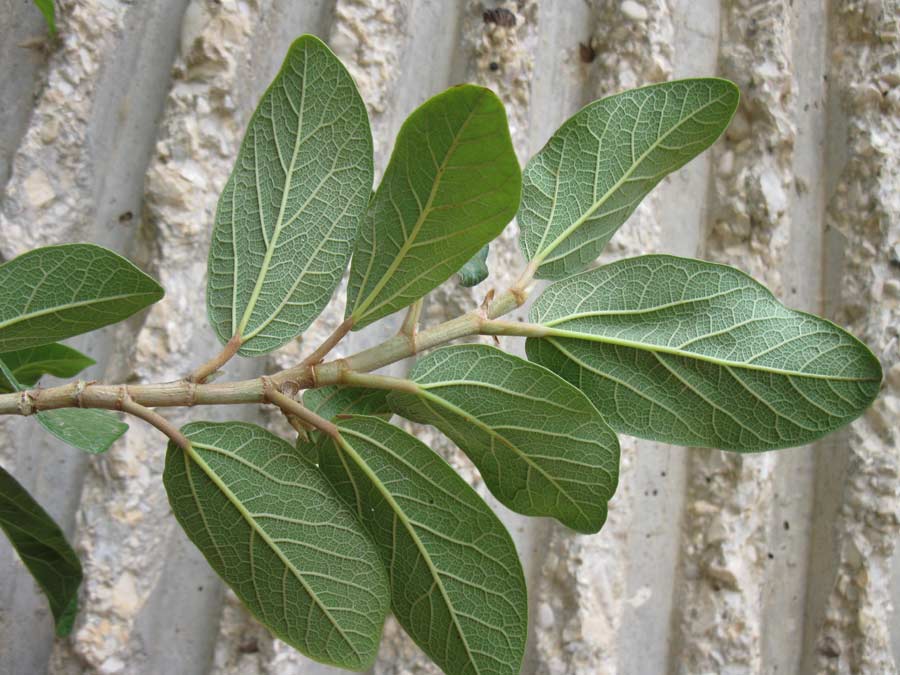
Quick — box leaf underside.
[164,421,389,670]
[527,255,883,451]
[0,465,81,636]
[319,416,528,675]
[518,79,739,279]
[206,34,373,355]
[346,85,521,328]
[0,243,164,353]
[389,344,619,533]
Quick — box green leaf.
[346,85,521,328]
[0,465,81,636]
[0,243,164,353]
[297,385,393,463]
[163,421,389,670]
[519,79,739,279]
[526,255,883,451]
[33,0,56,35]
[389,344,619,533]
[0,358,127,454]
[206,35,373,356]
[457,244,490,287]
[36,408,128,454]
[318,416,527,675]
[0,343,94,392]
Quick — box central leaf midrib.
[540,328,878,383]
[351,94,485,321]
[335,428,483,675]
[533,91,732,266]
[0,291,160,332]
[187,440,359,657]
[415,388,591,521]
[236,46,310,338]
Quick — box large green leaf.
[0,343,94,393]
[163,421,389,670]
[297,385,392,463]
[519,79,739,279]
[0,243,164,352]
[0,358,127,454]
[526,255,883,451]
[318,416,527,675]
[206,35,373,356]
[0,465,82,636]
[345,85,521,328]
[389,345,619,533]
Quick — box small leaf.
[206,35,374,356]
[33,0,56,36]
[318,416,528,675]
[346,85,521,328]
[526,255,883,451]
[297,385,392,463]
[0,358,127,454]
[0,465,82,636]
[0,343,94,392]
[164,421,389,670]
[389,344,619,532]
[457,244,490,287]
[0,243,164,353]
[519,79,739,279]
[36,408,128,454]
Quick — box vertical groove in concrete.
[530,3,674,674]
[812,1,900,672]
[672,0,797,672]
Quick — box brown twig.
[189,333,242,383]
[119,392,191,450]
[299,317,354,368]
[262,378,339,437]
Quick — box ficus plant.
[0,35,882,673]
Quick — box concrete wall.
[0,0,898,673]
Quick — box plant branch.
[0,278,534,418]
[336,371,419,394]
[262,378,338,437]
[120,394,191,450]
[189,333,242,383]
[399,299,423,340]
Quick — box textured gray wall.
[1,0,898,673]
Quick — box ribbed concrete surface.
[0,1,898,673]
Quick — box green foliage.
[457,244,490,287]
[206,35,373,355]
[318,416,527,675]
[33,0,55,35]
[0,243,163,353]
[164,422,389,669]
[526,255,882,451]
[0,343,94,393]
[345,85,521,328]
[0,465,81,636]
[518,79,739,279]
[389,344,619,532]
[0,35,884,675]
